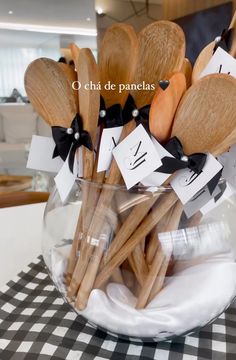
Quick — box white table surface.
[0,202,46,288]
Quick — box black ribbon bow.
[213,28,234,54]
[52,113,93,173]
[98,96,123,128]
[156,137,207,175]
[122,94,151,132]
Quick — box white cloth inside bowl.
[50,245,236,339]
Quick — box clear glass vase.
[42,179,236,341]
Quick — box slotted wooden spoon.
[95,74,236,289]
[73,21,186,310]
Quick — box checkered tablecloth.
[0,257,236,360]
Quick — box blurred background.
[0,0,234,192]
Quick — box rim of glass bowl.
[75,177,173,193]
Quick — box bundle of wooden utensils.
[25,17,236,312]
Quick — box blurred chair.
[0,191,49,208]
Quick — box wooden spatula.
[24,58,77,127]
[95,74,236,289]
[192,11,236,83]
[67,24,139,290]
[66,48,100,281]
[73,21,186,310]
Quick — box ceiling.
[0,0,97,34]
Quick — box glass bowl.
[42,179,236,341]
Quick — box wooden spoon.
[67,24,139,291]
[192,11,236,83]
[95,74,236,289]
[73,21,186,309]
[149,72,186,143]
[66,48,100,281]
[24,57,77,127]
[58,62,79,111]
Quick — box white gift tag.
[97,126,123,172]
[201,182,235,215]
[112,125,162,189]
[27,135,63,173]
[184,185,221,219]
[141,137,173,187]
[54,153,78,203]
[171,154,223,205]
[200,47,236,78]
[218,145,236,189]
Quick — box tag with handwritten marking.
[112,125,162,189]
[200,47,236,78]
[201,182,235,215]
[97,126,123,172]
[171,154,223,205]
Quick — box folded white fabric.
[50,245,236,339]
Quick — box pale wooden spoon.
[95,74,236,289]
[74,21,186,310]
[58,62,79,111]
[24,57,77,127]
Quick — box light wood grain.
[137,200,183,308]
[24,58,76,127]
[58,62,79,111]
[99,23,139,108]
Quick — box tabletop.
[0,255,236,360]
[0,202,46,287]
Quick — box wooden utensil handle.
[137,200,183,308]
[102,195,158,266]
[94,190,178,289]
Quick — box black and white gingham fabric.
[0,256,236,360]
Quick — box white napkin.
[50,244,236,339]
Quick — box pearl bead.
[66,127,73,135]
[99,110,106,118]
[214,36,221,44]
[181,155,188,162]
[74,132,80,140]
[132,109,139,118]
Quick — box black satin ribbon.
[213,28,234,54]
[52,113,93,173]
[122,94,151,133]
[98,96,123,128]
[156,137,207,175]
